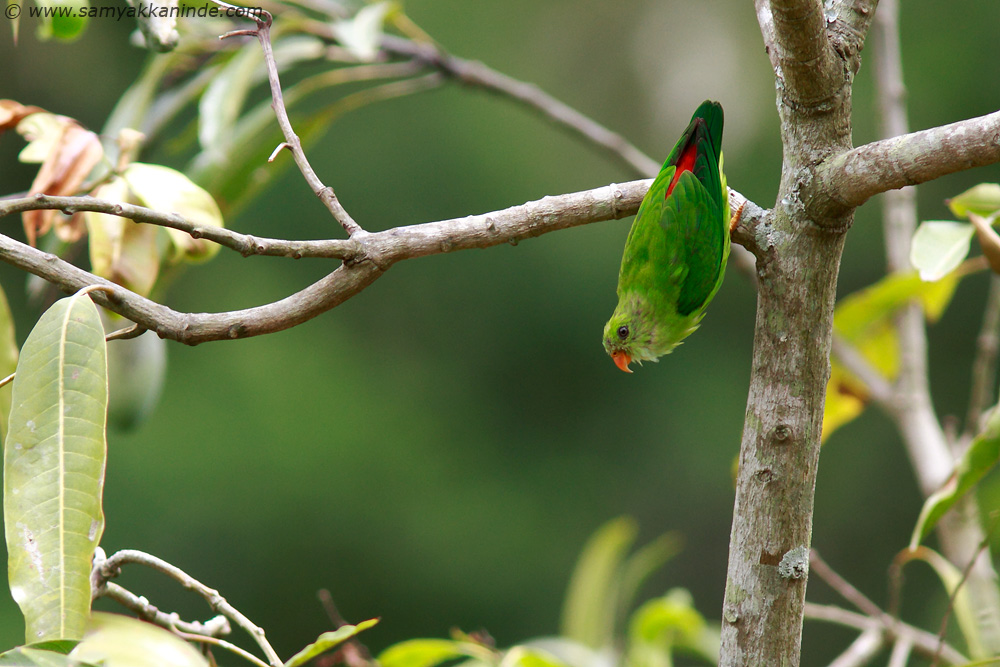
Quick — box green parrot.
[603,100,738,373]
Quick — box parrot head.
[602,293,671,373]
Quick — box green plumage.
[603,101,730,372]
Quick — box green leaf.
[379,639,496,667]
[331,1,397,61]
[824,268,964,441]
[122,163,225,263]
[0,645,96,667]
[617,532,682,627]
[911,406,1000,549]
[69,612,208,667]
[627,590,717,667]
[85,177,163,297]
[821,362,868,443]
[948,184,1000,219]
[560,516,637,648]
[836,270,962,341]
[910,220,975,281]
[4,289,107,644]
[34,0,88,41]
[284,618,379,667]
[0,285,19,442]
[499,647,568,667]
[899,548,985,659]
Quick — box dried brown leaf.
[21,118,104,245]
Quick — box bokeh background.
[1,0,1000,664]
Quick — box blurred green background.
[1,0,1000,664]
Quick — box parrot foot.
[729,201,746,235]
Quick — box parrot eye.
[617,325,629,340]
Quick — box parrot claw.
[729,201,746,235]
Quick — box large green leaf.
[4,290,108,643]
[626,589,720,667]
[560,516,637,648]
[823,268,964,441]
[948,183,1000,219]
[122,162,224,263]
[0,645,96,666]
[284,618,379,667]
[379,639,496,667]
[0,284,19,442]
[911,406,1000,549]
[499,647,568,667]
[69,613,208,667]
[331,1,397,61]
[910,221,975,281]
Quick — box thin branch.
[827,628,883,667]
[172,628,272,667]
[811,110,1000,220]
[105,323,149,342]
[804,603,968,665]
[830,335,893,405]
[96,580,232,638]
[217,5,363,236]
[965,275,1000,439]
[375,35,661,178]
[317,589,372,667]
[809,550,886,620]
[95,549,282,667]
[931,516,1000,667]
[887,636,913,667]
[0,194,360,260]
[0,181,651,344]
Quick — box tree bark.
[720,0,873,663]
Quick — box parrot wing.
[663,172,725,316]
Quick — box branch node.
[778,546,810,579]
[268,142,291,163]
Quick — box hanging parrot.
[603,100,738,373]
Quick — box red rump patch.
[665,119,703,198]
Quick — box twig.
[95,549,282,667]
[317,589,371,667]
[172,628,272,667]
[216,2,363,236]
[830,335,893,405]
[965,275,1000,439]
[0,194,360,260]
[827,628,883,667]
[0,180,667,345]
[887,636,914,667]
[96,580,232,638]
[804,603,968,665]
[105,323,148,342]
[809,550,886,621]
[931,514,1000,667]
[0,372,13,389]
[376,35,660,178]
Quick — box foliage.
[1,1,1000,666]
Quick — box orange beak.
[611,351,633,373]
